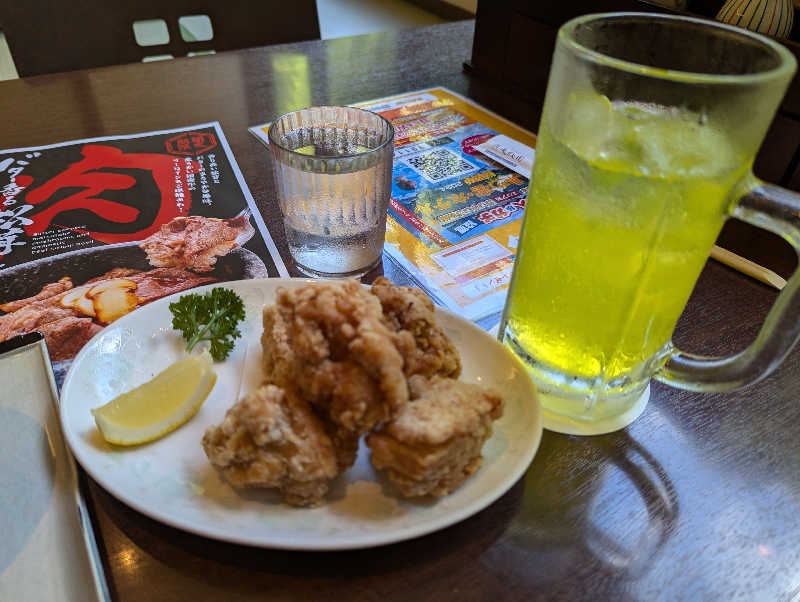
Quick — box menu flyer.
[250,88,537,322]
[0,122,287,378]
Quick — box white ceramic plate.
[60,278,542,550]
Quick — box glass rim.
[267,105,395,159]
[559,12,797,85]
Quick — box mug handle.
[657,177,800,391]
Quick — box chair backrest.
[0,0,321,77]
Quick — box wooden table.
[2,20,799,601]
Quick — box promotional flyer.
[0,123,286,376]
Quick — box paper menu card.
[0,122,288,386]
[0,333,109,602]
[357,88,536,322]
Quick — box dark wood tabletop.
[2,20,799,601]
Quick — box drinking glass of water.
[268,106,394,278]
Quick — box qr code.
[402,148,478,183]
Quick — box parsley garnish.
[169,288,246,361]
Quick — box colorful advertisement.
[359,89,536,322]
[0,123,287,379]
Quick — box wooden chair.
[0,0,321,77]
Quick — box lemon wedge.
[91,351,217,446]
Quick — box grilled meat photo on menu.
[0,215,255,361]
[140,215,254,272]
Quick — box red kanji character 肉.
[24,145,201,244]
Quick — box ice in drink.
[500,93,751,421]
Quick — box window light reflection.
[270,53,312,113]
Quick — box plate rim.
[59,277,542,550]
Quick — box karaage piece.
[366,375,504,498]
[370,277,461,379]
[261,281,409,469]
[314,411,361,474]
[261,303,295,392]
[202,384,338,506]
[140,214,253,272]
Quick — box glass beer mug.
[499,13,800,434]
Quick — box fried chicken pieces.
[201,278,504,506]
[201,385,338,506]
[366,375,503,498]
[140,214,254,272]
[261,280,408,470]
[371,277,461,380]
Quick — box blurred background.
[0,0,477,81]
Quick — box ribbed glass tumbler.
[268,106,395,278]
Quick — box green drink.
[499,13,800,435]
[501,93,751,422]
